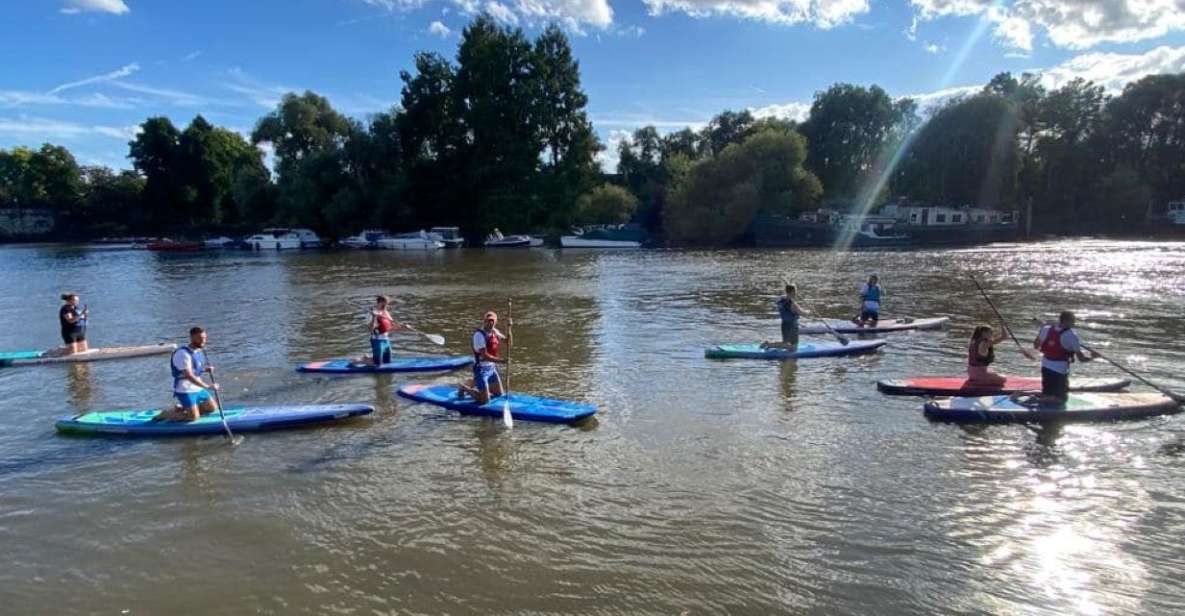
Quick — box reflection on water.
[0,240,1183,614]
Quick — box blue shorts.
[371,337,391,365]
[859,309,879,321]
[473,362,500,392]
[174,389,212,408]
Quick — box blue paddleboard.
[55,404,374,436]
[704,339,886,359]
[924,392,1181,423]
[297,356,472,374]
[397,384,597,424]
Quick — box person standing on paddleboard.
[855,274,882,327]
[967,325,1007,386]
[157,327,218,422]
[761,284,808,351]
[366,295,403,366]
[457,311,511,404]
[1033,311,1097,405]
[58,293,89,355]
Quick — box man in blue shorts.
[458,311,511,404]
[157,327,219,421]
[855,274,882,327]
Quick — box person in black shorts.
[58,293,89,355]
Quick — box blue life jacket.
[171,346,206,389]
[862,284,881,303]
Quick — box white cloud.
[924,42,941,54]
[750,101,811,121]
[484,1,521,24]
[181,50,203,62]
[0,116,134,140]
[60,0,130,15]
[92,124,141,140]
[428,20,452,36]
[49,63,140,94]
[109,81,214,107]
[1038,45,1185,94]
[222,67,294,109]
[910,0,1185,50]
[643,0,869,28]
[596,128,631,172]
[356,0,612,33]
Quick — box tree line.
[1,14,1183,245]
[617,72,1185,244]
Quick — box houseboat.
[245,228,321,250]
[379,230,445,250]
[878,202,1019,244]
[754,210,909,248]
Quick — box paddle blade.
[425,333,446,346]
[502,399,513,429]
[836,334,851,346]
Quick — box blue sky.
[2,0,1184,171]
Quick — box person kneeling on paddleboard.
[156,327,218,422]
[58,293,89,356]
[457,311,511,404]
[1033,311,1097,405]
[967,325,1007,386]
[760,284,808,351]
[855,274,882,327]
[365,295,404,366]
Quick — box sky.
[2,0,1184,171]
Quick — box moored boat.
[245,228,320,250]
[484,229,532,248]
[561,224,645,248]
[147,239,203,252]
[379,230,444,250]
[428,226,466,248]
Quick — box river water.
[1,240,1184,615]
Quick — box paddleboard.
[799,317,948,335]
[55,404,374,436]
[397,383,596,423]
[705,339,886,359]
[923,392,1181,423]
[0,343,176,368]
[297,356,472,374]
[878,376,1131,396]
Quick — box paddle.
[1031,318,1184,403]
[782,278,849,346]
[502,298,514,429]
[205,359,243,446]
[970,275,1037,360]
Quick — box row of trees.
[0,15,609,241]
[617,72,1185,243]
[2,14,1183,244]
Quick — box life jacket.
[171,346,206,389]
[474,329,500,363]
[373,312,393,335]
[968,339,995,367]
[862,284,881,303]
[1039,326,1073,362]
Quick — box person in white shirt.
[155,327,219,422]
[457,311,511,404]
[1033,311,1097,405]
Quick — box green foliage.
[577,184,638,224]
[664,129,820,245]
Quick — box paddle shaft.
[1079,343,1184,402]
[204,360,240,444]
[502,298,513,428]
[970,275,1036,359]
[346,299,445,346]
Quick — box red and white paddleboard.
[877,376,1131,397]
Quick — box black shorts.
[1041,367,1069,402]
[780,322,799,346]
[859,309,879,321]
[61,329,86,344]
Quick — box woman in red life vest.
[967,325,1007,386]
[457,310,511,404]
[1033,311,1097,404]
[367,295,403,366]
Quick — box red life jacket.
[1040,326,1072,361]
[475,329,500,362]
[374,312,393,335]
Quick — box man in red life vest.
[457,310,511,404]
[366,295,404,366]
[1033,311,1097,405]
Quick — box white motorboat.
[484,228,532,248]
[340,230,386,249]
[378,230,444,250]
[246,228,321,250]
[560,225,645,248]
[428,226,466,248]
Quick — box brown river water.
[1,240,1184,615]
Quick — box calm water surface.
[1,240,1184,615]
